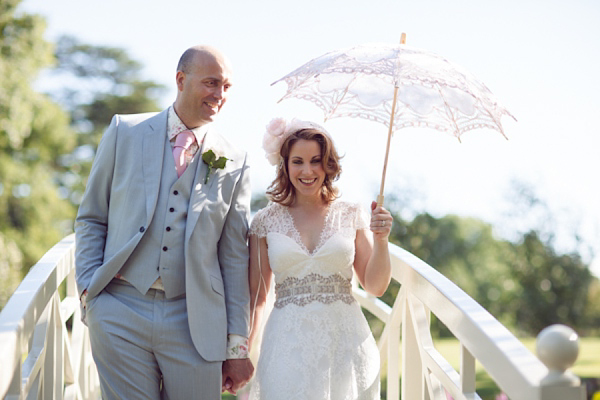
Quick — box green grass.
[427,336,600,399]
[432,336,600,380]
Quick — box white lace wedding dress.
[248,200,380,400]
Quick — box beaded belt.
[274,273,355,308]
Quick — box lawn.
[430,336,599,399]
[222,336,599,399]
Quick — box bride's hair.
[267,128,342,206]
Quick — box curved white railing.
[0,234,99,399]
[0,236,585,399]
[353,244,586,400]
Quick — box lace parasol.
[272,34,516,204]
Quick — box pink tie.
[172,130,196,177]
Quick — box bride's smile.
[288,139,325,200]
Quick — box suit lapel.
[142,110,169,226]
[185,128,223,242]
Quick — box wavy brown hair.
[267,128,342,206]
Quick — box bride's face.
[287,139,326,200]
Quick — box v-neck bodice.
[284,205,332,256]
[249,201,369,284]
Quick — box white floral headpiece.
[262,117,331,165]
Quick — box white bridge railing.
[0,234,99,399]
[0,236,586,399]
[353,244,586,400]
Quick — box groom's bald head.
[173,45,233,128]
[177,45,231,74]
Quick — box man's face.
[176,55,233,126]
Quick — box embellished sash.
[274,273,355,308]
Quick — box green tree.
[583,277,600,335]
[0,232,23,308]
[251,193,269,213]
[47,35,166,203]
[0,0,76,286]
[0,4,167,308]
[384,210,517,335]
[509,231,592,335]
[502,181,595,334]
[381,184,596,336]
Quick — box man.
[75,45,253,399]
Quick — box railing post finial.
[536,324,581,386]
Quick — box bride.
[247,118,393,399]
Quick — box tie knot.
[174,130,196,149]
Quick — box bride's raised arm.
[353,201,393,297]
[248,234,272,348]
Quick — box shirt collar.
[167,105,208,144]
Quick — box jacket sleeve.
[218,151,252,337]
[74,115,119,296]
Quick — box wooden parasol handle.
[377,87,398,207]
[377,32,406,207]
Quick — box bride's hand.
[370,201,392,240]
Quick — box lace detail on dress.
[249,300,380,400]
[248,200,380,400]
[249,202,295,239]
[285,206,333,256]
[321,201,370,245]
[249,200,369,254]
[355,203,370,231]
[274,273,355,308]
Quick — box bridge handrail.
[0,234,99,399]
[352,243,586,400]
[0,235,586,399]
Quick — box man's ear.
[175,70,185,91]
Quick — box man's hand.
[80,289,89,325]
[221,358,254,395]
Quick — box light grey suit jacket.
[74,109,251,361]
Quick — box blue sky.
[19,0,600,271]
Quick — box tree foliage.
[48,35,166,203]
[0,2,166,307]
[51,35,166,146]
[1,0,75,279]
[381,191,596,336]
[509,231,592,334]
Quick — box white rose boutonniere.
[202,149,230,184]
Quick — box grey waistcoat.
[118,134,199,298]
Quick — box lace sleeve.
[249,208,267,238]
[354,203,370,231]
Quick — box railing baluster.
[402,292,424,399]
[461,344,476,394]
[386,288,403,400]
[353,244,585,400]
[0,235,99,399]
[1,235,588,399]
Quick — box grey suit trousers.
[87,279,221,400]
